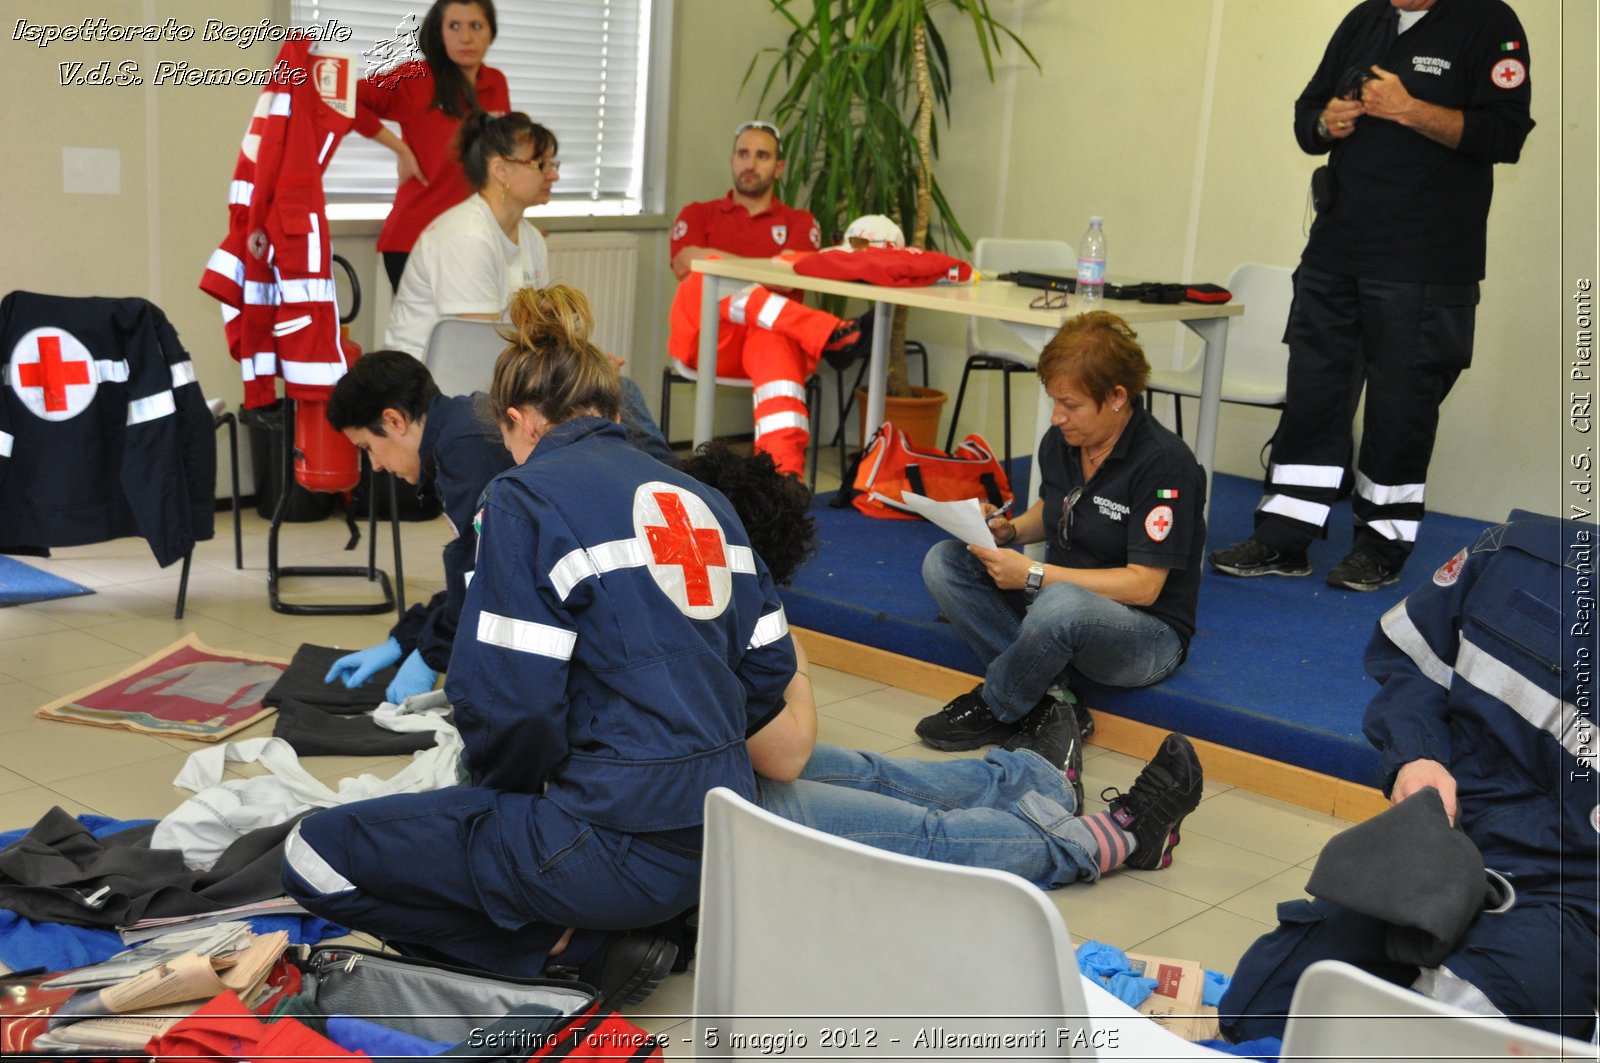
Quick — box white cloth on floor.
[153,695,463,869]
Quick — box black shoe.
[1102,733,1203,871]
[915,684,1017,751]
[1054,685,1095,739]
[1003,697,1084,810]
[1208,538,1311,578]
[823,317,863,353]
[572,931,678,1007]
[1325,548,1400,591]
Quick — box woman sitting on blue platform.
[916,311,1208,788]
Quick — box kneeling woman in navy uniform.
[283,285,808,1004]
[917,311,1207,781]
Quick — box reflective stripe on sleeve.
[748,607,790,649]
[726,545,755,574]
[1379,601,1455,690]
[95,359,130,383]
[1456,637,1596,771]
[127,390,176,426]
[0,430,12,458]
[278,278,337,303]
[284,823,355,895]
[170,360,197,388]
[228,180,254,206]
[549,539,649,600]
[477,610,576,660]
[207,249,246,288]
[280,361,347,386]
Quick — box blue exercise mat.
[781,468,1494,785]
[0,555,95,607]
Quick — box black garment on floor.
[0,806,303,928]
[1306,787,1490,966]
[263,644,399,713]
[272,697,442,757]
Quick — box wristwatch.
[1024,561,1046,601]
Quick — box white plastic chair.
[421,318,507,397]
[695,787,1093,1059]
[1144,263,1293,439]
[1281,960,1593,1062]
[950,238,1077,471]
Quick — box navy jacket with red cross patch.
[1364,515,1597,917]
[0,293,216,566]
[445,417,794,833]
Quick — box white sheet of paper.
[901,492,998,548]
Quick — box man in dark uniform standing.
[1209,0,1534,591]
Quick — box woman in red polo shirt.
[354,0,510,290]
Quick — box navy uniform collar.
[530,415,625,459]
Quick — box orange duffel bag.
[840,422,1013,520]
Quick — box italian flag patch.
[1499,40,1522,51]
[1156,489,1179,499]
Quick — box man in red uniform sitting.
[668,120,857,478]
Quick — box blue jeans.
[757,743,1107,888]
[922,539,1184,722]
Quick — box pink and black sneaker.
[1102,733,1203,870]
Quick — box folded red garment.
[793,246,973,287]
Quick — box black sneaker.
[1053,685,1095,739]
[1102,733,1204,871]
[1208,538,1312,578]
[1003,697,1084,810]
[1325,548,1401,591]
[568,930,679,1007]
[915,684,1017,751]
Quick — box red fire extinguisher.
[294,255,362,493]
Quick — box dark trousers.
[1219,895,1597,1043]
[282,787,701,977]
[1254,265,1478,570]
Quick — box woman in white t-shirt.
[385,111,559,357]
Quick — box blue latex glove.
[1075,940,1133,980]
[386,649,439,704]
[1104,971,1160,1009]
[324,637,403,688]
[1203,968,1231,1007]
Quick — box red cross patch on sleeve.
[1144,505,1175,542]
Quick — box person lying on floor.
[917,311,1207,796]
[1219,514,1597,1043]
[684,442,1209,885]
[284,285,812,1007]
[320,288,674,704]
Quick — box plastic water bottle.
[1077,216,1106,308]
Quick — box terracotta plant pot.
[856,385,948,451]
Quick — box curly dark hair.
[678,442,817,586]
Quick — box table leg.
[692,274,728,447]
[1184,315,1231,485]
[862,300,892,448]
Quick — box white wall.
[2,0,1593,522]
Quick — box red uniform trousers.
[668,271,840,477]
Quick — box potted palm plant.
[748,0,1035,438]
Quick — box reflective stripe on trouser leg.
[1348,278,1476,566]
[739,286,841,358]
[1252,265,1364,555]
[744,328,813,477]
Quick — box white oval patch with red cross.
[9,327,99,422]
[671,219,687,241]
[770,224,788,246]
[1434,546,1469,586]
[633,481,732,619]
[1491,57,1526,89]
[1592,804,1600,836]
[1144,505,1175,542]
[808,223,821,248]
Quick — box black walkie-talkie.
[999,270,1076,293]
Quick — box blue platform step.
[778,469,1491,786]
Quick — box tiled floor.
[0,496,1350,1057]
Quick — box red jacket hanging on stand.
[200,35,353,408]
